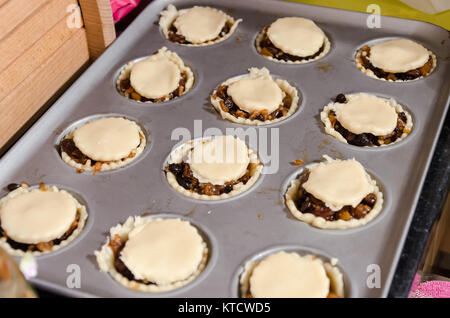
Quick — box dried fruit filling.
[212,84,292,121]
[328,94,410,147]
[119,71,187,102]
[294,173,377,221]
[357,45,433,81]
[60,135,142,173]
[168,22,232,44]
[108,234,155,285]
[259,26,325,62]
[166,162,251,195]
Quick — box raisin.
[7,183,21,192]
[312,206,335,220]
[223,96,235,110]
[368,134,379,146]
[60,139,88,164]
[168,32,186,43]
[300,200,313,212]
[373,68,386,78]
[114,257,135,281]
[352,134,372,146]
[346,132,356,142]
[334,94,347,103]
[224,184,233,193]
[406,69,421,78]
[256,114,265,121]
[352,204,371,219]
[363,193,377,206]
[177,176,193,190]
[398,112,407,123]
[168,163,183,176]
[120,78,131,91]
[270,109,280,119]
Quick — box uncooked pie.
[165,135,262,200]
[240,251,344,298]
[0,183,87,256]
[60,117,146,174]
[160,5,242,46]
[355,39,436,82]
[210,68,299,125]
[321,93,413,147]
[117,47,194,103]
[285,155,383,229]
[95,216,208,292]
[256,17,330,64]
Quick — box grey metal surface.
[0,0,449,298]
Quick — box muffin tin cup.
[0,0,448,297]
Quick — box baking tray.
[0,0,449,298]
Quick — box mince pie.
[159,5,242,46]
[355,39,436,82]
[117,47,194,103]
[210,68,299,125]
[321,93,413,147]
[240,251,344,298]
[285,155,383,229]
[165,135,262,200]
[0,183,87,256]
[256,17,330,64]
[95,216,208,292]
[60,117,146,174]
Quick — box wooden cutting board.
[0,0,116,153]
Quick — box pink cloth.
[408,274,450,298]
[110,0,141,23]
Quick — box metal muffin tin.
[0,0,448,297]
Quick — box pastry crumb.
[317,64,332,72]
[292,158,304,166]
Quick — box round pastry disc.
[120,218,204,285]
[369,39,429,73]
[73,117,141,162]
[267,17,325,57]
[130,58,181,99]
[249,251,330,298]
[227,77,283,114]
[0,190,77,244]
[335,94,398,136]
[173,7,227,44]
[188,136,250,184]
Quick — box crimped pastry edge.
[284,157,383,229]
[320,93,413,147]
[210,67,300,126]
[239,252,345,298]
[159,5,242,47]
[0,185,88,256]
[116,47,194,103]
[61,118,147,172]
[94,216,208,293]
[166,137,263,201]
